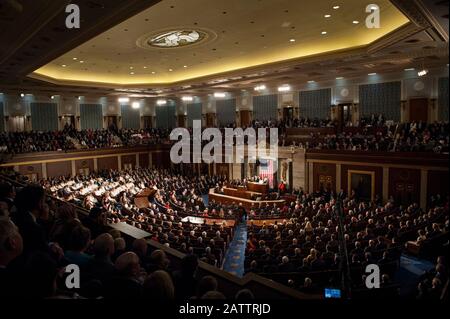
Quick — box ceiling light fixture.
[73,58,77,60]
[169,69,173,72]
[289,38,296,42]
[132,102,140,109]
[130,72,135,75]
[183,65,188,68]
[118,97,130,103]
[62,65,66,67]
[324,14,331,18]
[51,95,55,99]
[20,93,25,97]
[404,68,415,71]
[418,69,428,77]
[353,20,359,24]
[336,77,344,80]
[182,96,193,102]
[307,80,315,83]
[214,92,226,98]
[156,99,167,106]
[254,85,266,91]
[79,60,84,63]
[78,96,82,100]
[333,5,340,9]
[278,85,291,92]
[368,72,377,76]
[321,31,327,35]
[143,66,147,69]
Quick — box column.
[118,155,122,171]
[382,167,389,203]
[71,160,76,177]
[149,152,153,168]
[136,154,140,168]
[336,164,341,193]
[308,162,314,193]
[41,163,47,179]
[420,169,428,210]
[93,158,98,171]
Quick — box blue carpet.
[202,194,209,206]
[396,254,434,297]
[222,222,247,277]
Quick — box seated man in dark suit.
[11,185,49,256]
[278,256,295,272]
[0,219,24,297]
[0,182,15,211]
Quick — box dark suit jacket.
[11,211,48,255]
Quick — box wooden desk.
[209,189,285,211]
[247,182,269,194]
[222,187,261,200]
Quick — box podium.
[247,182,269,194]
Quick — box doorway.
[337,103,353,131]
[409,98,428,123]
[61,115,75,129]
[283,106,294,125]
[106,116,118,131]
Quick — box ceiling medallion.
[137,27,215,50]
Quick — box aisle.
[222,222,247,278]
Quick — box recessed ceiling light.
[324,14,331,18]
[278,85,291,92]
[333,5,340,9]
[73,58,77,60]
[143,66,148,69]
[78,96,82,100]
[20,93,25,97]
[183,65,188,68]
[129,66,134,69]
[61,64,66,67]
[51,95,55,99]
[336,77,344,80]
[307,80,315,83]
[289,38,296,42]
[156,99,167,106]
[151,71,156,74]
[182,96,193,102]
[404,68,415,71]
[132,102,140,109]
[254,85,266,91]
[418,69,428,77]
[353,20,359,24]
[130,72,135,75]
[118,97,130,103]
[368,72,377,76]
[321,31,327,35]
[169,69,173,72]
[79,60,84,63]
[214,92,226,98]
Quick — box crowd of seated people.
[37,169,235,267]
[244,188,449,298]
[0,124,170,155]
[288,121,449,153]
[416,256,448,300]
[0,182,256,299]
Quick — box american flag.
[259,159,274,188]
